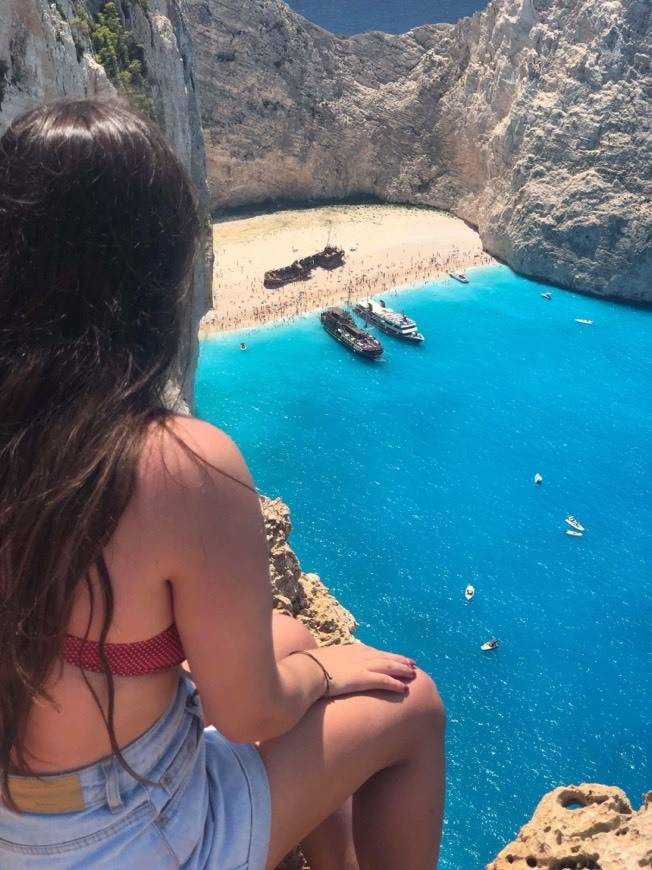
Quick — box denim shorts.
[0,676,271,869]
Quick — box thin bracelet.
[287,650,333,697]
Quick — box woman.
[0,99,445,869]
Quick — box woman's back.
[23,412,256,773]
[0,99,202,804]
[24,423,186,773]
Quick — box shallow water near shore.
[196,265,651,868]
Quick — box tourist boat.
[565,530,583,537]
[481,638,499,651]
[449,270,469,284]
[565,516,585,532]
[320,307,384,359]
[534,473,543,485]
[575,318,593,325]
[465,585,475,600]
[352,299,424,343]
[541,292,552,300]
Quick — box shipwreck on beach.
[264,245,345,288]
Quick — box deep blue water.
[286,0,489,35]
[196,266,652,869]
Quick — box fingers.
[365,654,418,694]
[367,653,417,681]
[312,644,419,698]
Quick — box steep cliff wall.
[0,0,211,405]
[186,0,651,303]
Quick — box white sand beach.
[201,203,494,335]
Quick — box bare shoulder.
[129,416,258,554]
[138,415,255,496]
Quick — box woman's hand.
[288,644,417,698]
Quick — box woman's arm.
[151,417,414,743]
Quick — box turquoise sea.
[286,0,489,35]
[196,265,651,868]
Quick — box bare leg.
[263,616,445,869]
[271,615,358,870]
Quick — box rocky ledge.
[263,494,357,646]
[487,784,652,870]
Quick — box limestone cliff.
[487,784,652,870]
[185,0,651,303]
[0,0,211,405]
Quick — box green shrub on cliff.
[88,1,154,118]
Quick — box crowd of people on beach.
[199,245,495,336]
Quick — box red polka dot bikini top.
[63,624,186,676]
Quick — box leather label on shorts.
[9,773,85,814]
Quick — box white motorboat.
[565,516,585,531]
[575,318,593,325]
[352,299,424,343]
[534,473,543,485]
[465,585,475,600]
[565,530,583,537]
[541,292,552,300]
[481,638,499,651]
[449,270,469,284]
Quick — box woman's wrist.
[287,650,333,697]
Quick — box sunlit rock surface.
[186,0,651,302]
[487,784,652,869]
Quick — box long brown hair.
[0,98,200,807]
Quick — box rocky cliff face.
[185,0,651,303]
[487,784,652,870]
[263,495,357,646]
[0,0,211,405]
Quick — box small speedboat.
[534,473,543,485]
[481,638,499,651]
[541,292,552,300]
[449,270,469,284]
[565,516,585,531]
[465,585,475,600]
[565,530,583,537]
[575,318,593,325]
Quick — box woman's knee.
[403,669,446,740]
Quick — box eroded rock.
[487,784,652,870]
[263,496,357,645]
